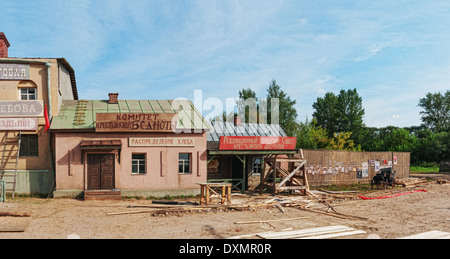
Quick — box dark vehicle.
[370,167,396,189]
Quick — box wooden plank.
[277,161,306,188]
[0,217,32,232]
[399,231,450,239]
[234,217,309,225]
[257,225,353,239]
[277,186,307,190]
[297,230,366,239]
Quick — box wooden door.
[87,154,115,190]
[100,154,115,189]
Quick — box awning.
[80,140,122,163]
[80,140,122,150]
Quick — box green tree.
[329,132,361,151]
[312,88,365,143]
[312,92,338,138]
[335,89,365,141]
[296,117,330,149]
[237,88,258,124]
[418,90,450,132]
[267,79,298,137]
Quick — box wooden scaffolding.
[259,155,310,195]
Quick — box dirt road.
[0,181,449,239]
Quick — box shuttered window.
[20,134,38,157]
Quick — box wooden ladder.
[0,131,22,198]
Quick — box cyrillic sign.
[219,136,297,150]
[129,137,195,147]
[95,113,178,132]
[0,100,44,117]
[0,63,30,80]
[0,118,38,131]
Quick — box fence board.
[298,150,410,186]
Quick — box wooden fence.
[297,150,410,186]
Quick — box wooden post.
[200,185,204,205]
[242,155,246,194]
[205,186,210,205]
[260,156,265,195]
[273,158,277,195]
[221,186,225,204]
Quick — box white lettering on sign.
[0,64,30,80]
[128,137,195,147]
[0,100,44,117]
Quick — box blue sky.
[2,0,450,128]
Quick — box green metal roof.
[50,99,210,131]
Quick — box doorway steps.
[84,190,122,201]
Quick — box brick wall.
[0,33,10,58]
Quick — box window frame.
[19,134,39,157]
[20,88,37,100]
[178,153,192,175]
[131,153,146,175]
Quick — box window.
[20,88,36,100]
[20,135,38,157]
[178,153,191,174]
[132,154,146,175]
[252,158,261,174]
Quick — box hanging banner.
[0,118,38,131]
[219,136,297,150]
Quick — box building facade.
[50,94,209,198]
[0,33,78,195]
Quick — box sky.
[2,0,450,128]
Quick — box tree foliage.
[266,79,298,137]
[296,118,361,151]
[312,89,365,143]
[418,90,450,132]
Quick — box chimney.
[234,116,242,126]
[108,93,118,104]
[0,33,10,58]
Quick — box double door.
[87,154,115,190]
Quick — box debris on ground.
[394,177,428,187]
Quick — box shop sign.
[219,136,297,150]
[0,63,30,80]
[95,113,177,132]
[0,100,44,117]
[128,137,195,147]
[0,118,38,131]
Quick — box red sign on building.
[219,136,297,150]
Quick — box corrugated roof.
[50,99,210,131]
[206,121,287,142]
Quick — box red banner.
[219,136,297,150]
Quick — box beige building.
[0,32,78,196]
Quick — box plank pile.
[394,177,428,187]
[399,230,450,239]
[230,225,366,239]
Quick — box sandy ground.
[0,177,449,239]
